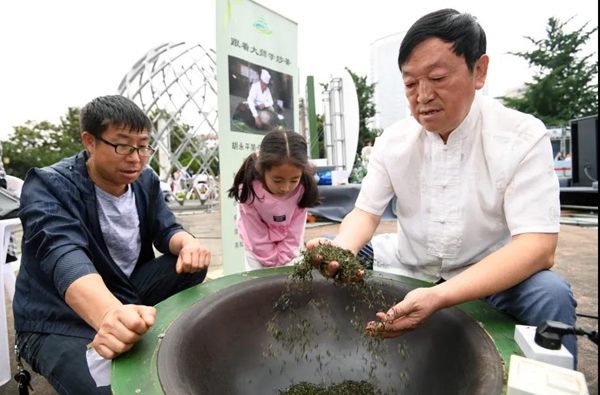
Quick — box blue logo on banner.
[253,17,273,35]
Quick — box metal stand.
[322,78,347,171]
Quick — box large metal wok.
[112,268,521,394]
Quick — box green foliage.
[316,114,325,158]
[345,68,379,153]
[349,154,368,184]
[500,17,598,126]
[4,107,83,179]
[344,68,382,183]
[4,105,220,181]
[4,106,222,182]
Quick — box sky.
[0,0,597,140]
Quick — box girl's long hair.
[227,130,320,208]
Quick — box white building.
[370,31,409,130]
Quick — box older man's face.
[401,38,488,140]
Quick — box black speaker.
[570,115,598,187]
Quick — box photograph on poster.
[229,55,294,134]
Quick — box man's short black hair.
[80,95,152,138]
[398,9,487,72]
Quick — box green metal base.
[111,268,522,394]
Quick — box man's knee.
[182,269,208,288]
[486,270,577,324]
[132,254,208,305]
[528,270,576,310]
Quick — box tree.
[315,113,325,158]
[500,17,598,126]
[4,107,83,179]
[343,68,384,183]
[3,106,220,182]
[345,68,380,153]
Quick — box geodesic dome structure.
[117,42,219,204]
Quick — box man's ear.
[81,132,96,154]
[474,54,489,91]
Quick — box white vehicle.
[196,181,210,205]
[188,173,213,205]
[146,166,175,202]
[160,179,174,202]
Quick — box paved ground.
[1,206,597,394]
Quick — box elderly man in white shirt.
[247,69,275,129]
[308,8,578,364]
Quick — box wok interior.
[157,273,503,395]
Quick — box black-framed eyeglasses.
[96,137,155,157]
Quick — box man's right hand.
[254,116,262,128]
[92,304,156,359]
[305,238,365,282]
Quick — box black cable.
[584,166,597,182]
[573,327,598,345]
[576,312,599,320]
[536,320,599,348]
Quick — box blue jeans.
[16,254,207,395]
[483,270,578,366]
[323,236,579,367]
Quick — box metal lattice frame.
[117,42,219,207]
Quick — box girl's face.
[263,163,303,197]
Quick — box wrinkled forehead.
[401,38,463,73]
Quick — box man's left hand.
[176,239,211,274]
[365,287,440,338]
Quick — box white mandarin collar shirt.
[357,94,560,282]
[247,81,274,118]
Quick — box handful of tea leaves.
[264,244,406,395]
[295,243,365,282]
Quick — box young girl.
[227,130,320,270]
